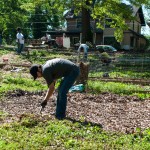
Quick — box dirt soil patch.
[0,52,31,67]
[0,90,150,133]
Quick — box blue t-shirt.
[78,44,89,53]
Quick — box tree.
[81,1,93,43]
[30,5,48,38]
[25,0,64,38]
[0,0,28,41]
[1,0,150,43]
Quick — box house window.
[130,36,134,47]
[105,19,112,28]
[76,19,82,28]
[132,21,134,31]
[73,37,79,44]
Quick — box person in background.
[77,43,89,62]
[46,33,52,48]
[29,58,80,120]
[16,27,24,54]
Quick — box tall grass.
[88,80,150,99]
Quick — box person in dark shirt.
[30,58,80,119]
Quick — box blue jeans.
[56,66,80,119]
[17,43,24,54]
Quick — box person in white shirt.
[46,33,52,48]
[46,33,51,41]
[16,27,24,54]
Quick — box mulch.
[0,90,150,133]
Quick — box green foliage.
[0,49,11,55]
[20,116,39,128]
[0,76,47,96]
[89,71,150,79]
[88,80,150,99]
[25,50,72,64]
[30,5,48,39]
[0,0,28,39]
[0,116,150,149]
[101,52,110,59]
[1,0,150,43]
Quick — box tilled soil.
[0,90,150,133]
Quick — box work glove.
[40,100,47,113]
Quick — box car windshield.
[96,45,117,52]
[108,46,116,50]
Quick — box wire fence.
[77,51,150,81]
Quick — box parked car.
[96,45,117,53]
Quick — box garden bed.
[0,90,150,133]
[89,77,150,86]
[0,49,150,134]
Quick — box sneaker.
[55,114,66,120]
[55,116,65,120]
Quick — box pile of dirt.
[0,90,150,133]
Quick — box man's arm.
[40,81,55,110]
[44,81,55,101]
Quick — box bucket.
[3,57,9,64]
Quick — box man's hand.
[40,82,55,113]
[41,100,47,108]
[40,100,47,113]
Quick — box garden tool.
[40,100,47,113]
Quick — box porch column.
[80,33,82,44]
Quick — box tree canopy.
[0,0,150,42]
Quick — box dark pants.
[17,43,24,54]
[56,67,80,119]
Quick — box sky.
[141,9,150,36]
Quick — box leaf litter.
[0,89,150,133]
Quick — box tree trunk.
[81,1,93,43]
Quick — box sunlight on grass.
[0,116,150,149]
[89,71,150,79]
[0,76,47,96]
[88,80,150,99]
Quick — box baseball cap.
[29,64,39,80]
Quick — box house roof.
[64,4,146,26]
[128,29,147,39]
[136,7,145,26]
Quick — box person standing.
[46,33,52,48]
[16,27,24,54]
[29,58,80,120]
